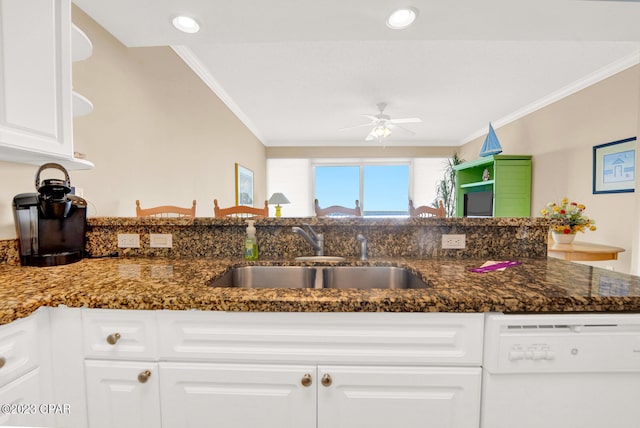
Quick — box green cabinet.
[454,155,532,217]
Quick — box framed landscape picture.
[235,163,254,206]
[593,137,636,194]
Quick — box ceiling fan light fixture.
[373,125,392,138]
[172,15,200,34]
[386,7,418,29]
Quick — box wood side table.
[547,241,625,261]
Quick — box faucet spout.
[357,233,368,261]
[292,224,324,256]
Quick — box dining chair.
[409,199,445,218]
[314,199,361,217]
[213,199,269,217]
[136,200,196,217]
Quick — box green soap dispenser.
[244,220,259,260]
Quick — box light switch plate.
[150,233,173,248]
[442,234,466,249]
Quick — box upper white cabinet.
[0,0,93,169]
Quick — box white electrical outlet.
[442,234,466,249]
[150,233,173,248]
[117,234,140,248]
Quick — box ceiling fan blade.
[365,132,376,141]
[339,122,375,131]
[387,123,416,135]
[389,117,422,124]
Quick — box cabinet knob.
[301,373,312,387]
[138,370,151,383]
[0,357,5,369]
[106,333,121,345]
[321,373,332,387]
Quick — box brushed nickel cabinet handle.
[106,333,121,345]
[321,373,332,387]
[138,370,151,383]
[301,373,312,387]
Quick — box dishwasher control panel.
[483,313,640,374]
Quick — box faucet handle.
[303,223,319,240]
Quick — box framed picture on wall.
[593,137,636,194]
[235,163,254,206]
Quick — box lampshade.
[268,192,290,205]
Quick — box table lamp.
[268,193,290,217]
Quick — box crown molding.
[462,50,640,144]
[170,45,266,144]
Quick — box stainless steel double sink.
[209,265,429,290]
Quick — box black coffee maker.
[13,163,87,266]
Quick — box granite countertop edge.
[0,256,639,325]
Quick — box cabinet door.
[318,365,481,428]
[160,362,316,428]
[84,360,161,428]
[0,0,73,159]
[0,368,54,427]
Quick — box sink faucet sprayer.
[357,233,368,261]
[292,224,324,256]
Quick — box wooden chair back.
[214,199,269,217]
[314,199,361,217]
[409,199,445,218]
[136,200,196,218]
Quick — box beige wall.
[0,6,266,239]
[459,65,640,274]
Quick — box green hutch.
[453,155,532,217]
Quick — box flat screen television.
[464,191,493,217]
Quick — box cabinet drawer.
[0,310,45,386]
[157,311,484,365]
[82,309,157,360]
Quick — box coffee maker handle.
[35,163,71,190]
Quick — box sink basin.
[294,256,346,262]
[322,266,429,289]
[209,265,429,290]
[210,266,317,289]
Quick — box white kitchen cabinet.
[160,362,317,428]
[317,365,481,428]
[157,310,484,428]
[82,308,160,428]
[0,0,93,169]
[84,360,161,428]
[160,361,481,428]
[0,307,54,427]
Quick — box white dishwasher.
[481,313,640,428]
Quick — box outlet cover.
[150,233,173,248]
[442,234,466,249]
[117,234,140,248]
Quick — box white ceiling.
[72,0,640,147]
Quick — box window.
[314,162,410,217]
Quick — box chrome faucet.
[357,233,368,261]
[292,224,324,256]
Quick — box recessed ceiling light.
[172,15,200,34]
[386,7,418,30]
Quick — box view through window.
[314,163,410,216]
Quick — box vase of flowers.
[540,198,596,244]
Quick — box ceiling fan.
[341,102,422,142]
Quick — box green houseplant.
[434,152,464,217]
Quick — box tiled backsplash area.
[1,217,549,264]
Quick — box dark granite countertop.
[1,256,639,325]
